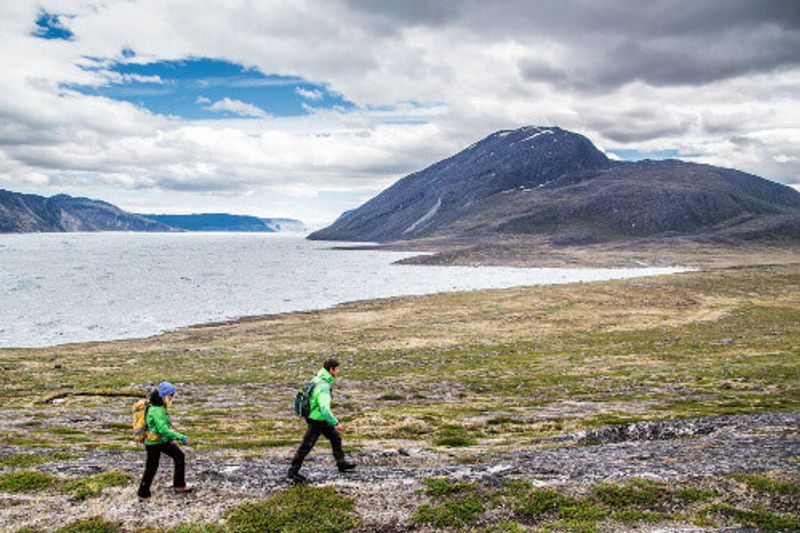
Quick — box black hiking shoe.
[288,471,308,484]
[173,486,193,495]
[337,461,356,473]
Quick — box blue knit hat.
[157,381,177,398]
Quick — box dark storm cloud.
[346,0,800,90]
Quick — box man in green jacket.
[137,381,192,499]
[288,358,356,483]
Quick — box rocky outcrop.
[309,126,800,245]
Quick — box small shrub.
[0,470,57,492]
[166,525,226,533]
[612,509,664,523]
[225,485,359,533]
[592,479,665,507]
[0,454,47,468]
[412,498,485,528]
[63,471,130,500]
[557,501,608,522]
[540,519,599,533]
[703,503,800,530]
[55,518,118,533]
[730,472,799,495]
[516,488,573,517]
[421,477,475,496]
[674,486,716,502]
[482,521,528,532]
[55,517,120,533]
[433,424,476,447]
[49,427,83,435]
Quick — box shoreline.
[1,263,692,351]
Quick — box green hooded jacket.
[145,405,187,446]
[308,368,339,426]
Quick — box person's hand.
[334,424,343,433]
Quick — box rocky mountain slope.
[0,190,305,233]
[0,190,173,233]
[308,126,800,244]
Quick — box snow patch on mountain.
[403,197,442,235]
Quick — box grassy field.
[0,263,798,454]
[1,261,799,531]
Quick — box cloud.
[295,86,324,100]
[0,0,799,223]
[204,97,269,118]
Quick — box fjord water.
[0,233,687,348]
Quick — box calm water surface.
[0,233,689,348]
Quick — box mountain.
[308,126,800,244]
[140,214,306,232]
[0,190,174,233]
[0,190,307,234]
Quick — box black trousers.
[138,441,186,497]
[289,419,345,473]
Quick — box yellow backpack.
[131,398,150,443]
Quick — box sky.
[1,1,799,227]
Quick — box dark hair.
[323,358,340,371]
[148,389,164,406]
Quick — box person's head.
[157,381,177,405]
[323,358,341,377]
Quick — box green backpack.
[294,380,317,418]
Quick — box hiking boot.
[288,471,308,484]
[173,486,193,494]
[337,461,356,473]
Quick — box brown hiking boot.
[173,486,193,494]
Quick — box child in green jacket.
[137,381,192,499]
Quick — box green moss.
[54,517,120,533]
[433,424,476,447]
[702,504,800,530]
[0,470,58,492]
[62,471,130,500]
[0,453,48,468]
[48,427,84,435]
[412,497,485,528]
[730,472,799,495]
[165,525,226,533]
[481,521,529,532]
[674,486,717,502]
[592,479,666,508]
[224,485,359,533]
[612,509,664,523]
[540,519,599,533]
[421,477,476,496]
[557,501,608,522]
[0,451,79,468]
[516,488,573,517]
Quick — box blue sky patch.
[66,57,355,119]
[33,11,74,40]
[611,148,679,161]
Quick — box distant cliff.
[0,190,306,234]
[140,214,305,232]
[0,190,174,233]
[309,126,800,245]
